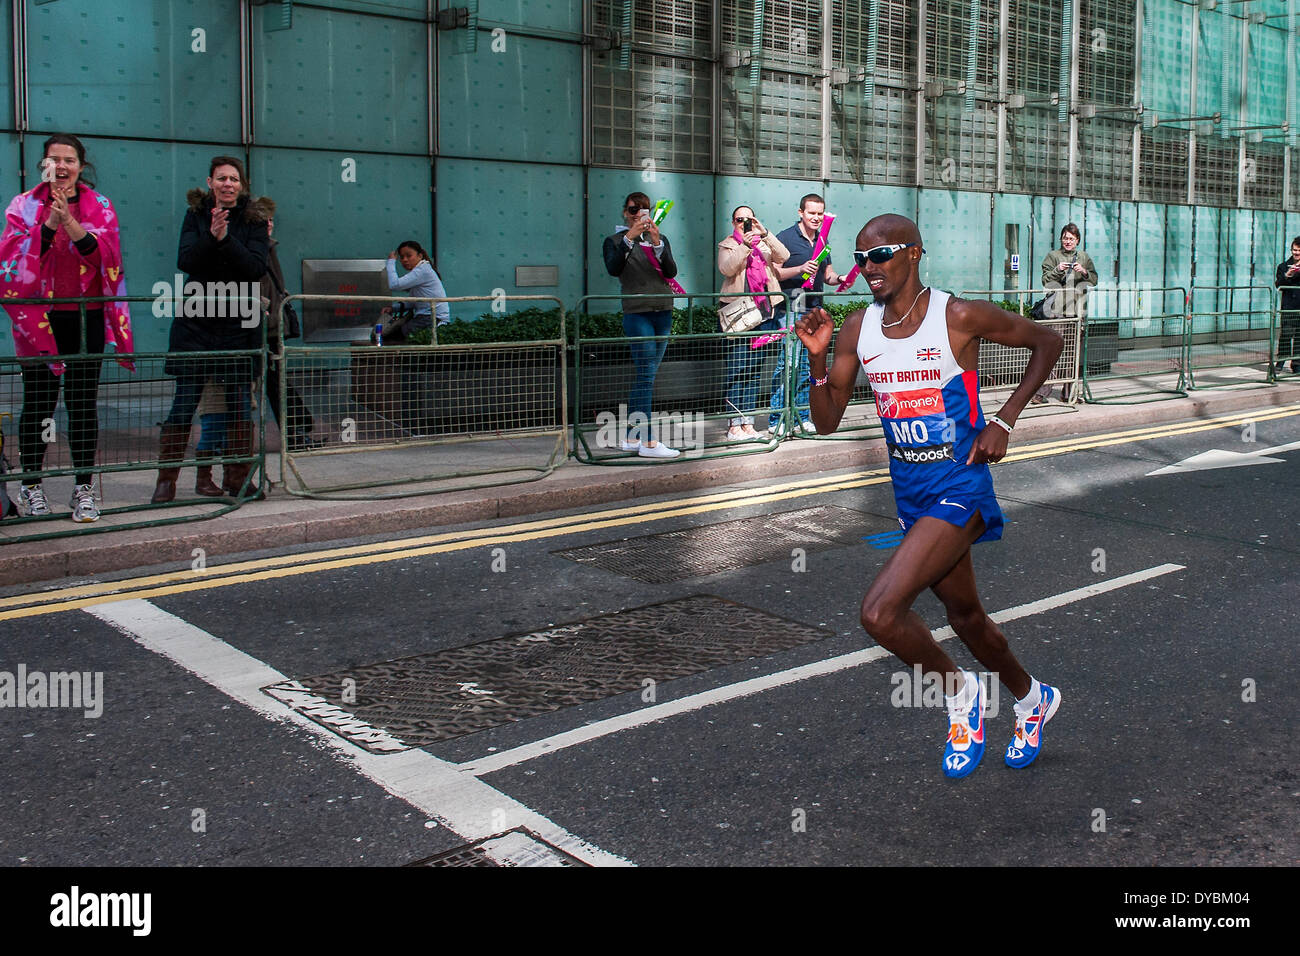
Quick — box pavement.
[2,365,1299,588]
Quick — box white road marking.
[460,563,1186,776]
[1147,439,1300,476]
[84,600,631,867]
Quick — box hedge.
[406,299,877,345]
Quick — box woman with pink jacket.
[717,205,788,440]
[0,133,133,522]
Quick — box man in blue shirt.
[771,194,844,435]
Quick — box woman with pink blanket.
[717,205,788,441]
[0,134,134,522]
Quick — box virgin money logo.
[875,388,944,420]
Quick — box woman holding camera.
[0,133,134,522]
[602,191,680,458]
[1035,223,1097,402]
[717,206,788,440]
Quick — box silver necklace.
[881,286,929,329]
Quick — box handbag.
[718,294,766,333]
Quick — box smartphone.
[742,218,754,233]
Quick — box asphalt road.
[2,405,1298,872]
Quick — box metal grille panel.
[722,69,823,178]
[592,50,713,171]
[264,596,835,750]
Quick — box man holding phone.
[772,194,844,436]
[1274,236,1300,375]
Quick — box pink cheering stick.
[836,264,860,292]
[801,212,835,289]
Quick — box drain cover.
[408,830,589,867]
[552,505,895,583]
[263,595,831,751]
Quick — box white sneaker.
[799,420,817,434]
[69,483,100,523]
[637,442,680,459]
[620,438,641,452]
[19,484,51,517]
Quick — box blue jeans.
[164,373,252,429]
[770,310,810,428]
[721,313,780,426]
[623,311,672,442]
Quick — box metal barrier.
[1278,306,1300,377]
[1074,285,1190,404]
[957,289,1082,402]
[570,292,797,464]
[1186,284,1277,389]
[276,295,567,498]
[0,295,265,542]
[779,291,880,440]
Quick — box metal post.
[1132,0,1143,202]
[821,0,833,182]
[916,0,928,187]
[240,0,252,144]
[711,0,721,175]
[996,0,1008,193]
[1237,6,1250,208]
[12,0,26,136]
[1189,4,1199,206]
[1068,0,1080,197]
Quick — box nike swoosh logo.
[939,498,967,510]
[862,353,883,365]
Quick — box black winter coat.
[168,191,270,364]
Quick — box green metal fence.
[778,291,880,440]
[1079,285,1190,404]
[1186,284,1277,389]
[276,295,568,498]
[1278,305,1300,377]
[570,292,795,464]
[0,295,265,542]
[957,288,1083,403]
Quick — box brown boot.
[194,466,223,497]
[221,419,263,499]
[151,423,191,504]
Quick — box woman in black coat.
[151,155,269,503]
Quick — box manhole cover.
[263,595,831,751]
[408,830,588,867]
[552,505,895,583]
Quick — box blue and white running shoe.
[942,676,985,779]
[1005,683,1062,769]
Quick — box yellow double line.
[6,404,1298,622]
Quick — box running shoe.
[942,676,985,779]
[19,484,51,517]
[637,442,680,459]
[69,483,100,523]
[1005,683,1062,769]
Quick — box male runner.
[795,214,1064,778]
